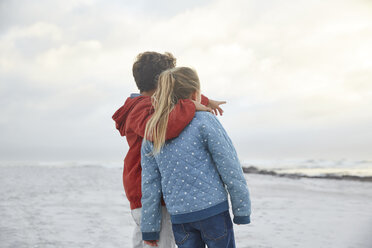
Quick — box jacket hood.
[112,93,145,136]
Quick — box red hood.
[112,95,147,136]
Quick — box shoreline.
[1,165,371,247]
[243,166,372,182]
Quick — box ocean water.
[242,159,372,177]
[1,158,372,177]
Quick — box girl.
[141,67,251,248]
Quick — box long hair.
[144,67,200,154]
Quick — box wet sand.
[1,165,371,248]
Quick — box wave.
[242,166,372,182]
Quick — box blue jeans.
[171,211,236,248]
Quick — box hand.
[208,99,226,116]
[144,240,159,246]
[192,100,214,114]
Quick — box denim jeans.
[171,211,236,248]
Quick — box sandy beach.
[1,165,371,248]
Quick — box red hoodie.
[112,94,209,209]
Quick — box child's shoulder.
[194,111,215,120]
[191,111,220,127]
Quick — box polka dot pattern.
[140,112,251,234]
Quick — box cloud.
[0,0,371,161]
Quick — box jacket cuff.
[201,94,209,106]
[233,215,251,224]
[142,231,160,241]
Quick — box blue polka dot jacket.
[140,112,251,241]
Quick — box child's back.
[141,111,251,233]
[140,66,250,247]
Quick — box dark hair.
[132,52,176,92]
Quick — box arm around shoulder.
[166,99,196,140]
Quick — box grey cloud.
[1,0,371,162]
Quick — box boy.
[112,52,225,247]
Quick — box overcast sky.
[0,0,371,164]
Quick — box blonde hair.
[144,67,200,154]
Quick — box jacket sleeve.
[201,113,251,224]
[129,98,196,140]
[166,99,196,139]
[140,140,162,240]
[201,94,209,106]
[166,95,211,139]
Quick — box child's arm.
[207,99,226,116]
[200,94,209,106]
[200,94,227,116]
[201,114,251,224]
[140,141,162,241]
[129,94,213,140]
[128,97,194,139]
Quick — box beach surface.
[1,165,371,248]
